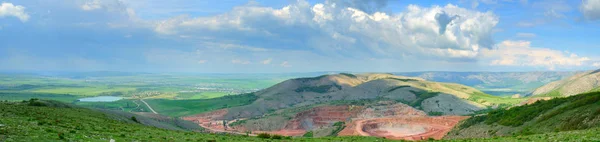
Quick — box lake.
[78,96,123,102]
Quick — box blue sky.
[1,0,600,73]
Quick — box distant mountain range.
[395,71,579,96]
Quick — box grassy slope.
[0,92,79,102]
[447,92,600,139]
[1,100,600,142]
[74,99,149,112]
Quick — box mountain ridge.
[530,69,600,97]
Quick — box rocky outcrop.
[421,94,486,115]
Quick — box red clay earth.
[183,104,468,140]
[338,116,469,140]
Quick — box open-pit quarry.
[338,116,468,140]
[183,103,469,140]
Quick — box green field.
[144,93,258,117]
[74,99,149,112]
[0,73,293,100]
[30,86,137,96]
[176,92,229,99]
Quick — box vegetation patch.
[303,131,314,138]
[386,78,419,82]
[387,85,411,93]
[339,73,357,78]
[408,90,439,108]
[329,122,346,136]
[427,111,444,116]
[295,75,328,82]
[295,84,342,93]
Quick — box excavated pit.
[183,103,468,140]
[342,116,469,140]
[363,123,428,137]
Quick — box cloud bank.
[0,2,29,22]
[153,0,499,62]
[482,40,591,70]
[582,0,600,20]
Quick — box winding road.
[140,99,158,114]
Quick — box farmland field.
[0,72,311,116]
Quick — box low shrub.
[271,135,282,139]
[257,133,271,139]
[303,131,313,138]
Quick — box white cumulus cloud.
[81,0,102,11]
[0,2,30,22]
[261,58,272,64]
[482,40,591,70]
[280,61,292,67]
[152,0,499,61]
[516,32,536,38]
[231,59,251,65]
[582,0,600,20]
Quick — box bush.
[427,111,444,116]
[271,135,282,139]
[131,116,139,123]
[28,98,45,106]
[257,133,271,139]
[330,122,346,136]
[339,73,357,78]
[303,131,313,138]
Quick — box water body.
[78,96,123,102]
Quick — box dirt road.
[140,99,158,114]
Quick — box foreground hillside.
[531,69,600,96]
[182,73,524,140]
[2,99,600,141]
[446,91,600,139]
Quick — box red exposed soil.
[183,104,468,140]
[181,109,238,134]
[284,105,364,130]
[339,116,468,140]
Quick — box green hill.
[446,91,600,139]
[222,73,521,120]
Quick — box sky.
[1,0,600,73]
